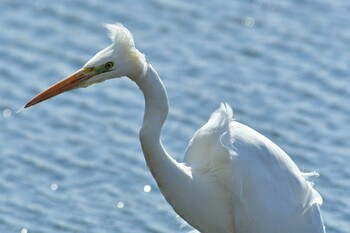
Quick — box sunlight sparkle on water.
[3,109,12,118]
[143,185,151,193]
[50,183,58,191]
[117,201,124,209]
[242,16,255,27]
[35,0,46,10]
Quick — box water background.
[1,0,349,232]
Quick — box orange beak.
[24,68,94,108]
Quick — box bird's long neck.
[135,64,189,191]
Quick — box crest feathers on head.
[104,23,136,51]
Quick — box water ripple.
[1,0,349,232]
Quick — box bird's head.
[24,23,146,108]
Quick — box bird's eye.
[105,62,114,69]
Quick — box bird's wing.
[184,103,325,233]
[184,102,233,170]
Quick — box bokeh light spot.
[35,0,46,11]
[242,16,255,28]
[144,185,151,193]
[3,109,12,118]
[117,201,124,209]
[50,183,58,191]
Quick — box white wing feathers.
[184,103,325,233]
[184,102,233,169]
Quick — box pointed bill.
[24,68,93,108]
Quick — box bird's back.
[184,103,325,233]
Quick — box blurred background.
[1,0,349,232]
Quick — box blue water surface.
[1,0,349,232]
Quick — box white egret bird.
[24,23,326,233]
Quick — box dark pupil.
[106,62,113,69]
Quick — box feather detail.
[104,23,136,50]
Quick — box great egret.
[24,23,326,233]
